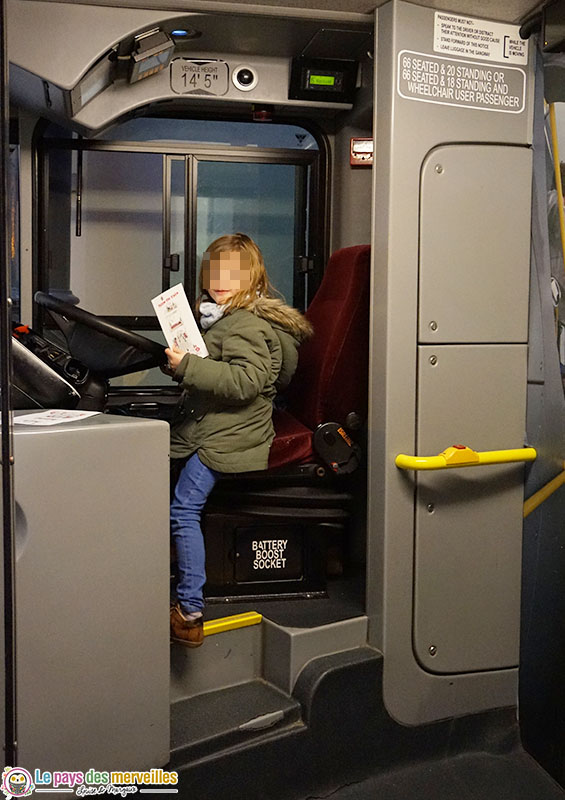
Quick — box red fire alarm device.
[350,137,373,166]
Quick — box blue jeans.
[170,453,219,614]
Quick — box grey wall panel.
[329,53,373,252]
[8,0,371,92]
[414,344,527,674]
[72,54,347,134]
[13,413,170,770]
[419,145,532,343]
[8,1,371,133]
[330,120,372,253]
[368,0,534,726]
[8,0,188,88]
[330,122,373,252]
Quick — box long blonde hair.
[198,233,276,312]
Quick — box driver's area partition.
[11,412,170,770]
[369,1,534,725]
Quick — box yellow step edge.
[203,611,263,637]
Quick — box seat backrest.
[286,245,371,431]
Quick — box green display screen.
[309,74,336,86]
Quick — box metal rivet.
[435,164,443,174]
[427,503,435,513]
[429,645,437,656]
[429,321,438,331]
[429,355,437,366]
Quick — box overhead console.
[8,0,372,135]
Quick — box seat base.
[268,408,314,469]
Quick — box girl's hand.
[165,346,186,371]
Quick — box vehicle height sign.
[170,59,229,96]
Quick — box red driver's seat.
[268,244,371,471]
[203,245,371,600]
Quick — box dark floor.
[203,568,365,627]
[301,751,565,800]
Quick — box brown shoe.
[170,604,204,647]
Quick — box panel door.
[419,145,531,344]
[413,344,527,674]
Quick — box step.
[264,614,368,693]
[175,648,538,800]
[170,619,263,702]
[171,578,366,701]
[170,679,303,766]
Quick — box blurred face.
[202,250,252,304]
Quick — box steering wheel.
[34,292,168,380]
[35,292,167,358]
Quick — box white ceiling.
[194,0,542,22]
[30,0,545,24]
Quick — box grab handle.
[395,444,537,471]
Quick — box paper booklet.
[13,410,100,426]
[151,283,208,358]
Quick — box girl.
[166,233,313,646]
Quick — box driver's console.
[12,323,106,410]
[12,292,168,413]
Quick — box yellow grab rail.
[549,103,565,275]
[523,463,565,518]
[203,611,262,637]
[395,444,537,471]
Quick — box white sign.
[398,51,526,114]
[13,410,100,426]
[434,12,528,65]
[252,539,288,570]
[170,59,229,96]
[151,283,208,357]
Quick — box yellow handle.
[549,104,565,275]
[395,444,537,471]
[523,463,565,518]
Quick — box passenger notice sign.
[397,51,526,114]
[434,12,528,65]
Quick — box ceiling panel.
[190,0,540,22]
[26,0,543,24]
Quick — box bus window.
[95,117,319,151]
[195,159,301,305]
[68,149,164,317]
[37,119,324,386]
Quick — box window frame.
[35,136,327,333]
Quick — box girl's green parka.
[170,296,313,473]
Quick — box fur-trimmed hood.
[196,292,312,394]
[245,295,313,342]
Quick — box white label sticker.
[398,50,526,114]
[252,539,289,570]
[13,410,100,426]
[170,59,229,96]
[434,12,528,65]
